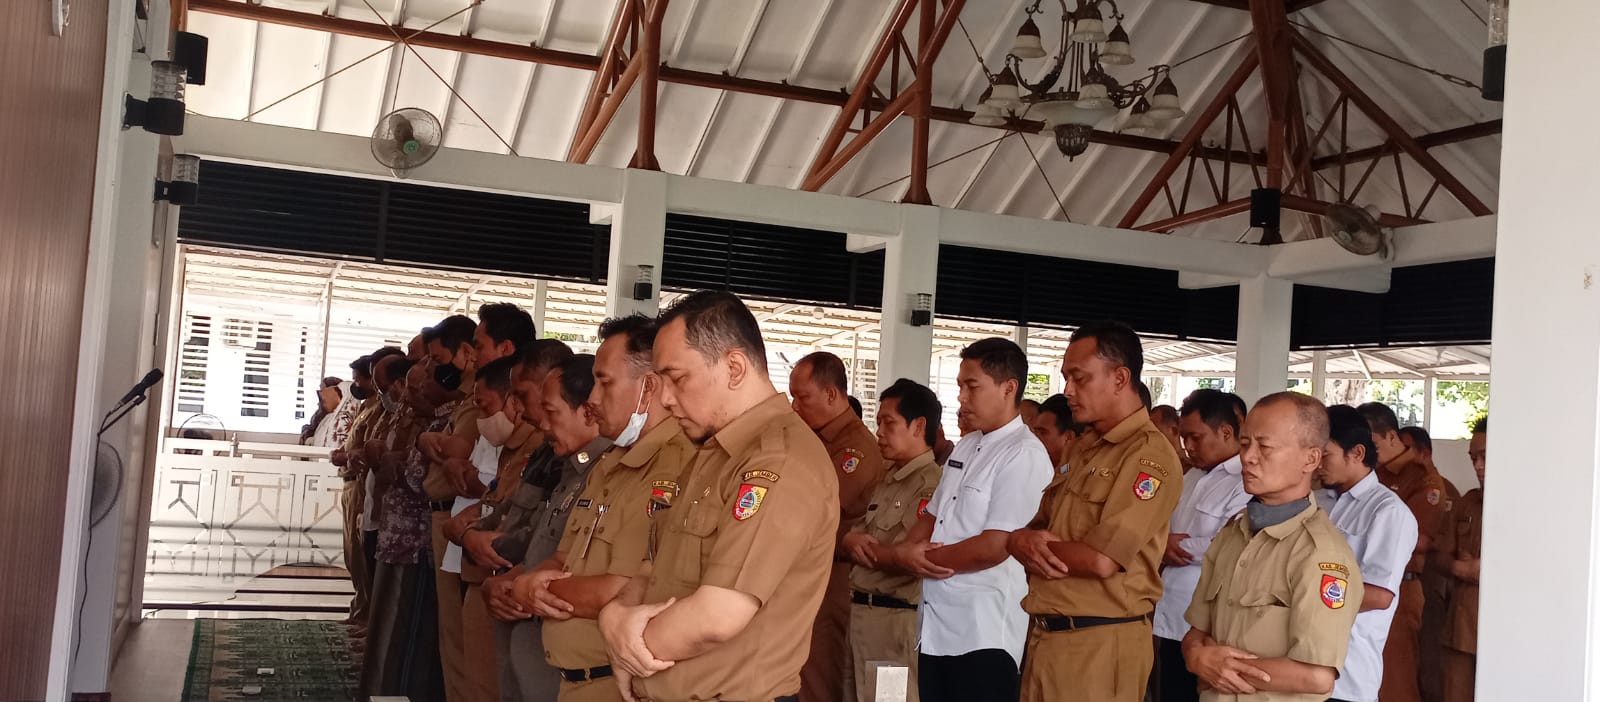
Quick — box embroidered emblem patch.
[917,498,930,517]
[1321,574,1348,609]
[1426,488,1441,505]
[840,449,864,474]
[1319,562,1350,576]
[733,483,767,520]
[742,470,779,483]
[576,451,591,464]
[1133,472,1162,501]
[648,485,674,517]
[1138,457,1169,477]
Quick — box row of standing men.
[328,289,1484,702]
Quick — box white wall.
[1431,439,1480,494]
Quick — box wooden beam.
[568,56,645,165]
[803,0,919,190]
[1118,50,1260,229]
[1250,0,1294,196]
[1189,0,1338,11]
[1311,119,1502,170]
[1137,198,1253,232]
[631,0,669,170]
[1290,29,1493,215]
[569,0,637,162]
[1287,0,1338,11]
[906,0,937,205]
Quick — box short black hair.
[430,314,477,352]
[1355,402,1401,437]
[1069,320,1145,381]
[1181,388,1242,434]
[552,354,597,409]
[479,302,538,352]
[879,378,942,447]
[848,396,864,418]
[1398,425,1433,454]
[516,338,575,381]
[369,346,404,366]
[382,357,416,386]
[798,351,849,393]
[1137,381,1153,409]
[1471,415,1488,434]
[350,355,373,377]
[1037,394,1084,434]
[659,290,769,373]
[598,314,659,374]
[477,355,519,397]
[1327,404,1379,469]
[1150,404,1179,430]
[959,337,1028,406]
[1229,393,1248,424]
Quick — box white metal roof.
[185,0,1500,241]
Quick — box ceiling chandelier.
[971,0,1187,159]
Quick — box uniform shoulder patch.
[1138,457,1169,478]
[1319,562,1350,576]
[742,469,780,483]
[733,483,767,520]
[1133,472,1163,501]
[1320,574,1348,609]
[1426,487,1442,505]
[838,448,864,474]
[917,498,930,517]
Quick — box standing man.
[1151,389,1252,702]
[1318,406,1419,702]
[474,301,540,365]
[1357,403,1445,702]
[1028,394,1083,474]
[790,351,887,702]
[839,379,944,702]
[1152,404,1189,472]
[1438,417,1486,702]
[1399,426,1458,702]
[513,315,697,702]
[1182,392,1362,701]
[598,290,839,702]
[1008,321,1181,702]
[422,314,482,702]
[899,338,1052,702]
[331,350,390,628]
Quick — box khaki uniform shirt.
[1438,488,1482,654]
[543,421,697,671]
[1186,497,1364,702]
[818,408,887,536]
[1377,448,1447,573]
[459,424,545,584]
[423,390,483,501]
[634,394,839,702]
[518,436,612,567]
[848,450,941,602]
[1022,408,1182,618]
[337,398,382,481]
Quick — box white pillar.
[878,205,940,386]
[1310,350,1328,403]
[1013,325,1029,351]
[531,279,548,334]
[1422,376,1436,432]
[1480,2,1600,697]
[605,169,667,319]
[1232,275,1292,405]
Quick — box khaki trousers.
[341,479,370,622]
[462,583,503,702]
[1020,619,1152,702]
[844,602,919,702]
[1382,579,1426,702]
[1441,648,1476,702]
[558,677,624,702]
[434,513,468,702]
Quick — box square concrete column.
[877,205,940,386]
[1479,1,1600,697]
[605,170,667,319]
[1232,275,1292,405]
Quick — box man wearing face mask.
[790,351,886,702]
[332,350,392,628]
[440,355,544,702]
[512,314,696,702]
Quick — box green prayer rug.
[181,619,359,701]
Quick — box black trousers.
[919,649,1019,702]
[1152,636,1199,702]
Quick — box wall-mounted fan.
[372,107,442,174]
[1324,203,1394,261]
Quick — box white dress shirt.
[1152,455,1252,641]
[1321,470,1419,702]
[441,436,502,574]
[921,415,1053,665]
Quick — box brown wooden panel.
[0,0,110,697]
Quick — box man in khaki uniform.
[1183,392,1364,701]
[512,315,696,702]
[1437,416,1486,702]
[1009,321,1182,702]
[1356,403,1446,702]
[790,351,887,702]
[839,379,943,702]
[1400,426,1457,702]
[599,290,839,702]
[330,349,394,627]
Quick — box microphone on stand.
[101,367,163,437]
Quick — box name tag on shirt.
[948,460,965,469]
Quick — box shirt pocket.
[1236,588,1292,654]
[1065,469,1116,534]
[868,500,911,541]
[669,496,721,586]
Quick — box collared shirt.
[337,397,382,482]
[849,451,942,602]
[423,386,484,501]
[635,394,838,702]
[378,401,455,565]
[1185,495,1364,702]
[1153,454,1251,641]
[1439,488,1483,654]
[922,415,1053,664]
[518,435,612,568]
[1022,408,1181,623]
[817,408,888,532]
[443,435,502,574]
[543,420,696,671]
[1319,471,1418,702]
[1376,448,1447,573]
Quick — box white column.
[531,279,548,335]
[878,205,940,386]
[1480,1,1600,697]
[605,169,667,319]
[1422,376,1436,432]
[1013,325,1029,351]
[1310,350,1328,403]
[1232,275,1292,405]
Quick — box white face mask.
[612,382,650,448]
[379,389,402,414]
[477,410,516,447]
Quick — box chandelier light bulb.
[1147,76,1186,120]
[1099,23,1134,65]
[1070,7,1108,44]
[1011,17,1047,59]
[987,66,1024,112]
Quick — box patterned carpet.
[182,619,360,701]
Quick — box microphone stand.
[99,393,149,438]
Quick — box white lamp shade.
[969,103,1007,126]
[1033,97,1116,129]
[1099,41,1134,65]
[986,81,1023,112]
[1148,92,1185,120]
[1121,112,1155,134]
[1070,18,1107,44]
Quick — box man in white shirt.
[1318,404,1419,702]
[1028,394,1084,474]
[889,338,1053,702]
[1151,388,1253,702]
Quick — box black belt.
[559,664,612,682]
[1033,613,1150,632]
[430,499,454,512]
[852,591,918,610]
